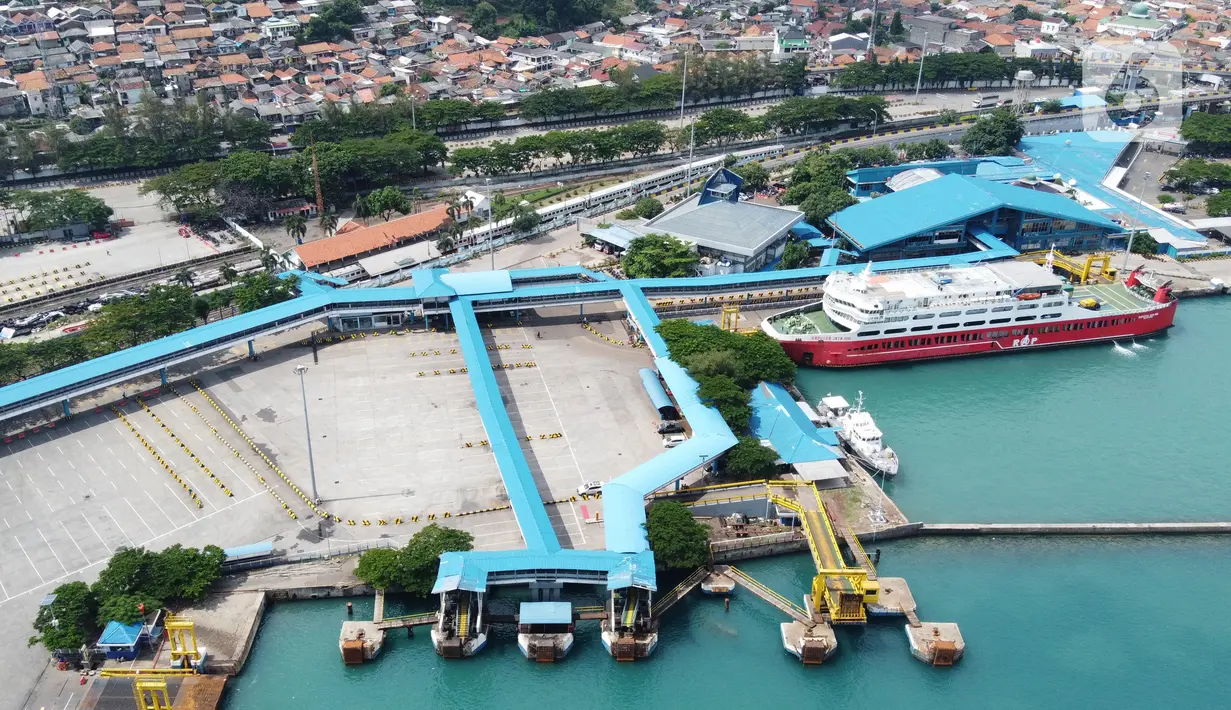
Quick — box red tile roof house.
[292,204,452,272]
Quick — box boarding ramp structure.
[768,481,878,625]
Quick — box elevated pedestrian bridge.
[0,248,1017,605]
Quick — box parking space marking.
[37,529,66,573]
[13,536,45,583]
[127,498,160,535]
[61,521,89,564]
[84,512,119,548]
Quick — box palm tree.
[219,262,238,284]
[435,234,455,254]
[173,268,195,287]
[260,248,280,272]
[284,214,307,244]
[352,195,371,225]
[318,212,338,238]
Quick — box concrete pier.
[339,621,385,664]
[864,577,916,618]
[906,623,965,666]
[781,621,837,664]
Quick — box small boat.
[817,392,899,478]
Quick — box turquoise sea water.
[224,299,1231,709]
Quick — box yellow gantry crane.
[767,482,878,624]
[1018,249,1117,284]
[165,614,201,667]
[132,675,173,710]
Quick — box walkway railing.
[720,565,810,624]
[650,566,709,617]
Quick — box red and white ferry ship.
[762,259,1176,367]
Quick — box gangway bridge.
[719,565,812,624]
[767,481,878,624]
[649,567,710,617]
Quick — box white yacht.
[817,392,899,478]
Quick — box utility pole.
[310,139,325,219]
[1124,171,1150,270]
[293,364,319,503]
[487,177,495,271]
[865,0,879,62]
[679,50,688,128]
[684,117,697,198]
[914,32,928,101]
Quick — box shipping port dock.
[0,259,1002,680]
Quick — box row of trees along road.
[447,95,889,178]
[6,93,272,177]
[5,189,113,231]
[0,273,297,386]
[833,53,1079,89]
[30,545,225,652]
[140,128,446,222]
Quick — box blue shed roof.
[441,270,512,296]
[749,382,842,465]
[223,541,273,560]
[98,620,143,647]
[519,601,572,625]
[829,173,1121,251]
[638,368,675,415]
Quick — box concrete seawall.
[913,522,1231,536]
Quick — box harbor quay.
[4,252,1230,709]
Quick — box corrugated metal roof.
[440,270,512,296]
[645,198,803,257]
[638,368,675,416]
[749,382,843,465]
[830,173,1120,251]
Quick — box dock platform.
[781,621,837,664]
[906,623,966,666]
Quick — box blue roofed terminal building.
[829,131,1215,263]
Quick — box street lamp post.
[1124,171,1151,270]
[293,364,319,503]
[914,33,928,102]
[486,177,494,271]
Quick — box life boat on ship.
[1016,292,1042,301]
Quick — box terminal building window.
[339,313,403,331]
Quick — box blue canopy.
[519,602,572,625]
[639,368,678,420]
[791,222,825,239]
[98,621,143,647]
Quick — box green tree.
[140,162,221,220]
[656,319,796,387]
[173,268,195,288]
[97,593,162,626]
[684,349,744,381]
[616,196,664,220]
[352,194,371,225]
[799,189,857,226]
[777,240,810,270]
[283,214,307,244]
[511,205,541,233]
[644,501,709,570]
[379,83,403,98]
[220,262,238,284]
[621,233,700,278]
[1040,98,1064,114]
[0,342,30,385]
[890,10,905,35]
[92,547,153,602]
[192,297,211,323]
[366,186,410,221]
[696,375,752,430]
[29,581,97,651]
[960,109,1024,156]
[354,548,405,590]
[1157,193,1175,204]
[1130,230,1159,255]
[936,109,962,124]
[318,212,338,237]
[233,273,298,312]
[144,544,225,602]
[725,436,779,480]
[731,162,770,192]
[400,524,474,597]
[10,189,114,231]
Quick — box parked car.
[656,421,685,435]
[576,481,602,496]
[1163,203,1187,214]
[662,434,688,448]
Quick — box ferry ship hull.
[777,300,1176,368]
